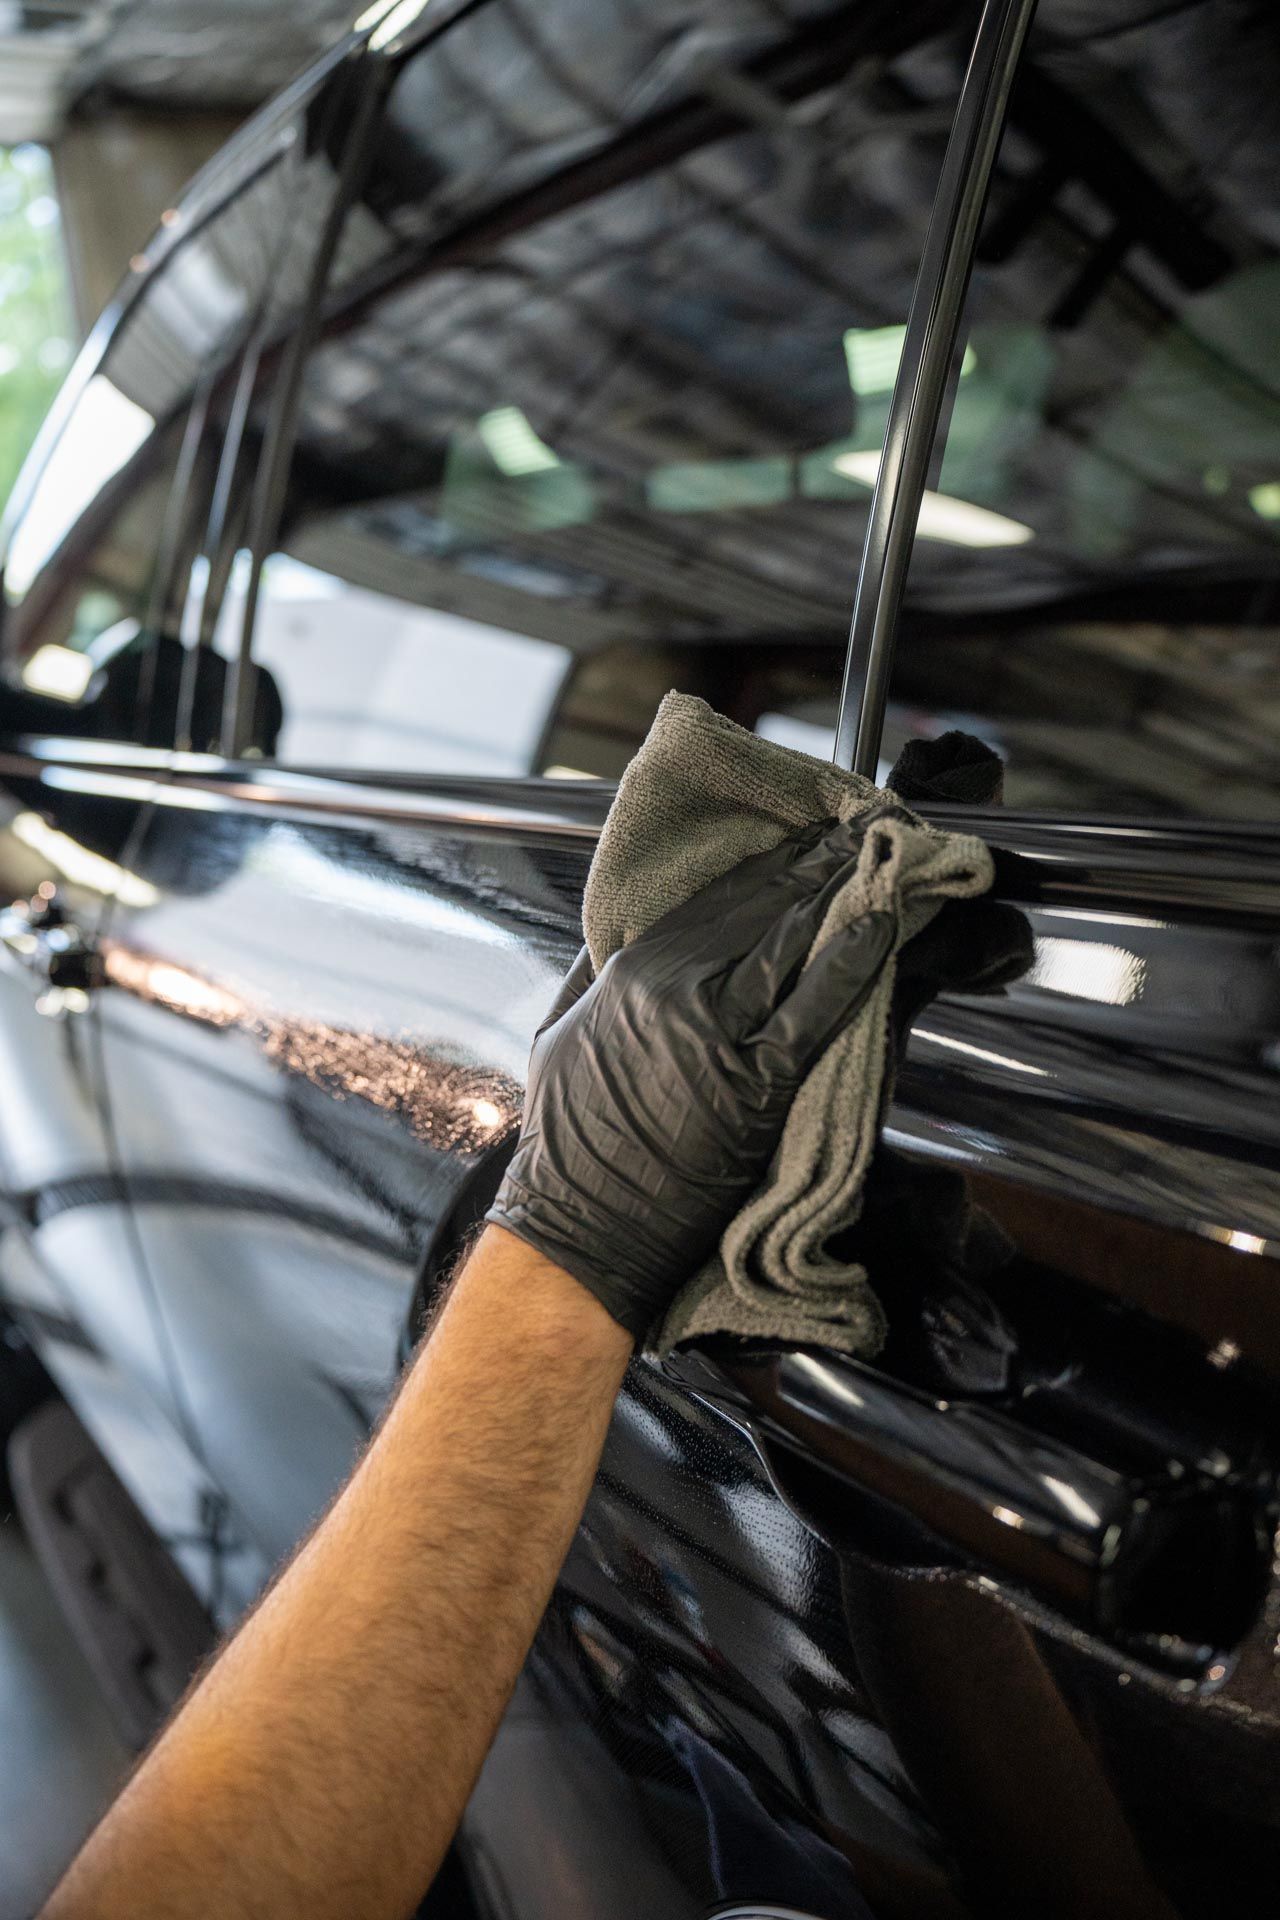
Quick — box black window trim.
[0,46,372,745]
[217,46,392,756]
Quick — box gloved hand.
[854,728,1033,1392]
[486,816,899,1340]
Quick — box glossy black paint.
[2,0,1280,1914]
[1,750,1271,1915]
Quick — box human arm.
[40,1226,631,1920]
[41,814,902,1920]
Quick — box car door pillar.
[833,0,1038,776]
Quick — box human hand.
[487,816,900,1340]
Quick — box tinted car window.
[884,0,1280,818]
[245,0,983,779]
[0,64,356,749]
[0,401,212,745]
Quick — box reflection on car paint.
[100,940,522,1154]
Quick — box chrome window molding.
[8,743,1280,912]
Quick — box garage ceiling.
[0,0,359,144]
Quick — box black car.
[2,0,1279,1913]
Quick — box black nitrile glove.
[887,728,1004,808]
[486,816,899,1340]
[885,726,1033,1045]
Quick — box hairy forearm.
[42,1226,632,1920]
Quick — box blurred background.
[0,1,361,513]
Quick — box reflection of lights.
[1041,1476,1101,1530]
[991,1505,1025,1530]
[43,767,164,803]
[1038,906,1168,932]
[21,643,93,702]
[104,938,520,1151]
[86,615,141,669]
[913,1029,1049,1077]
[11,812,158,908]
[843,324,975,396]
[258,829,512,946]
[4,375,154,597]
[789,1353,866,1413]
[353,0,406,29]
[367,0,433,50]
[1029,936,1146,1006]
[1207,1339,1242,1371]
[39,985,91,1018]
[1226,1230,1266,1255]
[1249,482,1280,520]
[103,946,244,1025]
[258,1021,519,1151]
[831,449,1033,547]
[147,963,243,1025]
[477,406,560,476]
[648,457,790,513]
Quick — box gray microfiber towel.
[583,693,996,1357]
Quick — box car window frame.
[12,0,1035,791]
[226,1,1020,787]
[833,0,1037,776]
[0,36,375,762]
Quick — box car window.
[0,61,358,751]
[238,0,985,779]
[883,0,1280,819]
[0,396,217,746]
[169,67,366,756]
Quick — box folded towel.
[583,693,995,1356]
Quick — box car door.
[100,0,1280,1916]
[0,36,373,1611]
[93,0,980,1895]
[0,254,240,1554]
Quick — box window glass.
[247,0,983,778]
[1,66,354,749]
[886,0,1280,819]
[0,144,75,512]
[0,389,218,745]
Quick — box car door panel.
[97,778,580,1563]
[98,771,962,1916]
[466,819,1280,1920]
[0,45,373,1602]
[0,750,186,1483]
[94,750,1280,1914]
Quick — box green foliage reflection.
[0,144,73,514]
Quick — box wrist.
[483,1180,661,1343]
[463,1225,637,1362]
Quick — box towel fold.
[583,693,996,1356]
